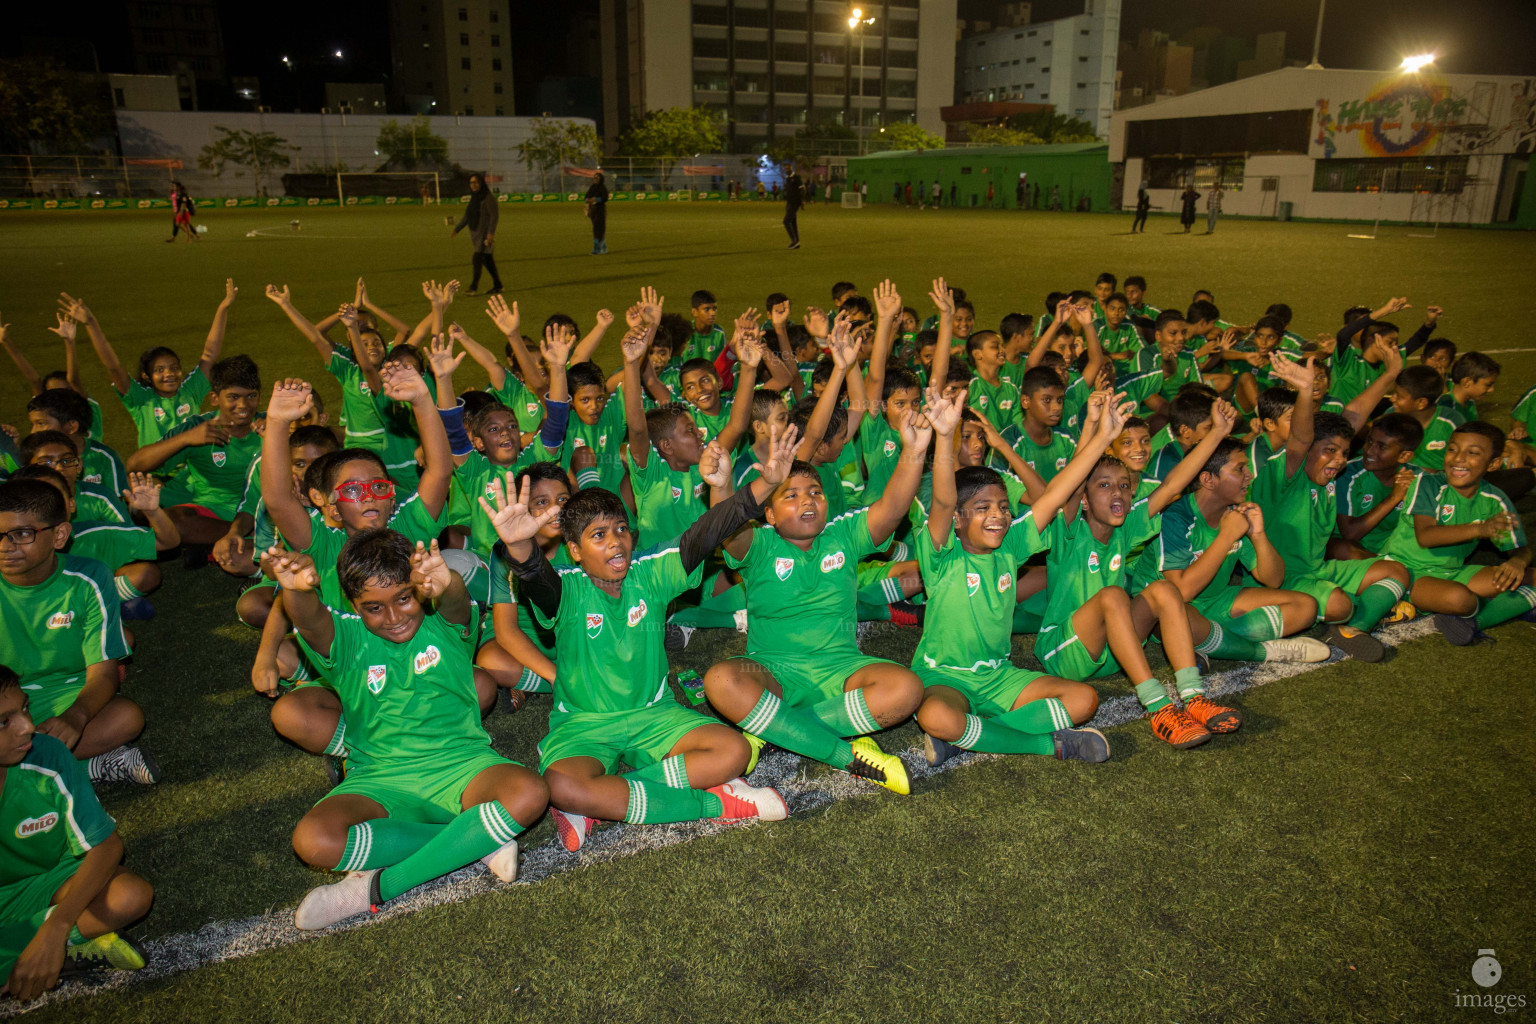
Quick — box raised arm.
[197,278,237,376]
[121,473,181,550]
[869,402,937,545]
[382,360,452,516]
[357,278,411,341]
[265,285,334,364]
[413,539,472,628]
[925,278,954,394]
[1401,305,1441,357]
[259,380,319,549]
[1343,342,1402,432]
[448,321,508,391]
[1149,398,1239,515]
[1,319,43,395]
[61,294,131,395]
[267,550,333,656]
[571,308,615,365]
[863,279,900,404]
[1077,303,1107,395]
[1030,392,1124,527]
[797,326,856,459]
[715,326,766,453]
[1269,353,1317,478]
[485,294,548,393]
[769,298,803,401]
[482,474,564,619]
[1337,296,1410,348]
[1027,300,1073,371]
[926,389,962,550]
[619,326,653,468]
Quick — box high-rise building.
[953,0,1119,137]
[123,0,226,111]
[599,0,957,155]
[387,0,516,116]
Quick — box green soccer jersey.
[533,545,703,713]
[1038,502,1161,635]
[1410,409,1466,472]
[1123,346,1203,407]
[1382,474,1525,575]
[998,357,1029,391]
[968,376,1023,433]
[302,494,449,611]
[909,469,1027,534]
[1250,448,1335,577]
[1512,385,1536,440]
[1329,343,1393,405]
[79,441,126,505]
[73,487,126,525]
[1338,458,1419,553]
[489,543,572,659]
[160,414,262,518]
[0,556,129,718]
[1144,438,1186,485]
[1319,392,1346,415]
[1061,373,1091,436]
[1098,321,1143,357]
[561,389,627,492]
[0,735,115,889]
[1127,302,1161,321]
[999,426,1075,483]
[912,511,1045,673]
[300,606,488,769]
[453,445,557,562]
[625,449,706,548]
[84,397,103,442]
[1130,494,1257,599]
[856,415,903,502]
[369,392,426,490]
[119,368,210,447]
[726,507,881,664]
[683,326,727,363]
[491,374,546,435]
[65,521,155,572]
[325,350,388,449]
[1435,392,1476,424]
[688,398,734,448]
[657,364,684,404]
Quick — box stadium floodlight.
[334,49,344,59]
[1400,53,1435,73]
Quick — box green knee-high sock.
[1475,585,1536,629]
[515,667,552,693]
[1348,577,1406,631]
[620,778,721,824]
[1228,604,1286,641]
[951,713,1053,755]
[375,801,524,902]
[737,690,854,768]
[1194,621,1266,661]
[1135,678,1172,713]
[1174,666,1205,701]
[336,819,445,872]
[808,687,881,738]
[991,696,1074,734]
[324,718,349,757]
[625,754,691,790]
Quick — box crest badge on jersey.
[153,407,166,421]
[883,439,896,457]
[573,437,588,449]
[47,611,73,629]
[413,645,441,674]
[966,572,981,596]
[998,572,1012,592]
[1361,493,1375,507]
[670,485,682,503]
[15,814,58,839]
[1087,551,1101,573]
[212,451,226,467]
[526,402,539,416]
[586,612,604,638]
[1440,504,1456,522]
[627,600,647,627]
[775,557,794,580]
[821,551,846,573]
[366,664,387,694]
[976,395,989,408]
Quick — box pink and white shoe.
[708,778,789,821]
[554,808,600,852]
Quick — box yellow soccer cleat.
[743,731,766,777]
[845,736,910,795]
[64,932,147,973]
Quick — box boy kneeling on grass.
[484,430,799,852]
[0,664,153,1001]
[269,534,549,930]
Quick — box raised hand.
[443,279,460,305]
[1054,299,1074,324]
[264,284,292,307]
[1105,392,1135,436]
[379,360,430,404]
[1382,340,1404,377]
[828,319,859,369]
[594,308,615,332]
[355,277,368,308]
[268,379,314,422]
[187,419,231,446]
[731,308,760,344]
[1424,304,1444,325]
[1268,351,1312,391]
[638,286,664,326]
[620,327,650,365]
[478,473,560,547]
[698,440,731,489]
[1219,505,1251,537]
[923,385,962,437]
[47,311,76,343]
[337,302,359,329]
[268,547,321,593]
[874,278,901,321]
[426,333,465,379]
[1083,388,1110,428]
[1380,296,1411,316]
[769,298,791,327]
[222,278,238,305]
[541,322,576,367]
[929,277,955,319]
[410,539,452,601]
[802,305,829,339]
[625,303,645,329]
[485,294,520,336]
[121,472,162,512]
[735,333,765,370]
[1211,398,1239,436]
[57,292,89,323]
[898,405,934,451]
[756,423,801,487]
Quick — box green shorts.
[1191,583,1247,622]
[327,747,515,822]
[1036,621,1122,682]
[1403,563,1483,587]
[1283,558,1377,619]
[750,649,898,707]
[158,480,238,522]
[25,682,83,722]
[538,699,715,774]
[0,859,79,979]
[914,659,1044,718]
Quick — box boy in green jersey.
[998,312,1034,390]
[1095,293,1143,363]
[1131,438,1330,667]
[1227,314,1296,413]
[486,435,797,852]
[1380,422,1536,646]
[563,360,628,491]
[1144,388,1219,484]
[846,279,919,504]
[270,533,549,930]
[678,311,782,451]
[453,293,554,436]
[1034,399,1242,751]
[25,390,127,521]
[1390,366,1464,472]
[1510,382,1536,442]
[260,369,463,759]
[1123,276,1160,322]
[682,289,726,363]
[1332,414,1423,560]
[999,368,1077,483]
[0,665,153,1002]
[703,395,943,797]
[913,390,1116,767]
[965,330,1024,433]
[0,481,157,785]
[1090,272,1116,321]
[1117,310,1208,420]
[1024,300,1108,437]
[1248,353,1410,662]
[1330,297,1438,404]
[127,354,262,549]
[18,433,126,527]
[64,284,231,447]
[1438,351,1499,424]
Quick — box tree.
[617,106,724,182]
[197,127,296,197]
[1004,110,1099,143]
[965,124,1044,147]
[516,118,600,190]
[766,122,855,169]
[876,123,945,151]
[375,116,449,169]
[0,58,108,151]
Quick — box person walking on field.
[585,171,610,255]
[1179,184,1200,233]
[167,181,197,242]
[1132,188,1151,233]
[1205,183,1224,234]
[932,180,942,208]
[452,173,502,295]
[783,166,804,249]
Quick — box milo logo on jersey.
[586,613,604,638]
[997,572,1012,592]
[47,611,74,629]
[820,551,846,573]
[775,557,794,580]
[212,451,227,467]
[176,403,192,417]
[627,599,648,627]
[1054,457,1068,471]
[413,645,441,674]
[15,814,58,839]
[1108,554,1123,573]
[966,572,981,596]
[999,399,1014,411]
[366,665,387,694]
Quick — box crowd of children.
[0,269,1533,999]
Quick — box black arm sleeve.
[504,541,562,621]
[1335,315,1373,348]
[677,485,767,575]
[1401,321,1433,356]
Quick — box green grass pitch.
[0,204,1533,1022]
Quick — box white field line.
[7,617,1440,1015]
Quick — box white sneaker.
[480,839,519,883]
[708,778,789,821]
[294,870,378,930]
[1261,637,1331,663]
[87,745,161,785]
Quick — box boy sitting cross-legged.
[271,535,548,929]
[913,390,1113,767]
[484,432,799,853]
[0,664,153,1002]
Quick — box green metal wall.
[847,146,1113,211]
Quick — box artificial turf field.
[1,203,1534,1022]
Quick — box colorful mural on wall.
[1311,74,1536,160]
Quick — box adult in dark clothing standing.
[452,173,502,295]
[1179,185,1200,234]
[585,171,610,255]
[783,168,804,249]
[1132,189,1151,233]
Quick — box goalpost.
[840,190,863,209]
[333,171,442,206]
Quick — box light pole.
[848,8,875,155]
[1306,0,1325,69]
